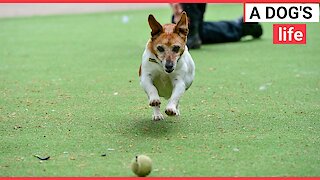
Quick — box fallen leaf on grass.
[34,155,50,160]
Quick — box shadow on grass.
[127,117,180,138]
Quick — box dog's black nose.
[165,61,174,70]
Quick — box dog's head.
[147,12,189,73]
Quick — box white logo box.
[244,3,319,22]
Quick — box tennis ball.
[131,155,152,177]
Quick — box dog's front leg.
[140,74,161,106]
[165,80,185,116]
[140,74,164,121]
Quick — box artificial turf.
[0,4,319,176]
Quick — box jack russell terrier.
[139,12,195,121]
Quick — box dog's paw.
[165,107,180,116]
[152,113,164,121]
[149,98,161,106]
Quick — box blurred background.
[0,3,168,18]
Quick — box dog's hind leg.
[152,106,164,121]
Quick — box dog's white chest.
[153,74,173,99]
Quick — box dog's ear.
[148,14,163,40]
[174,11,189,40]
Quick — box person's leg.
[181,3,207,49]
[181,3,205,37]
[196,3,206,39]
[200,19,242,44]
[200,18,263,44]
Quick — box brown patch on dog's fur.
[174,12,189,41]
[148,14,163,40]
[147,30,185,57]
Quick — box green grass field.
[1,4,319,176]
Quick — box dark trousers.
[180,3,243,44]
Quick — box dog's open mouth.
[165,69,174,73]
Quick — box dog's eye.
[172,46,180,53]
[157,46,164,52]
[157,46,165,52]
